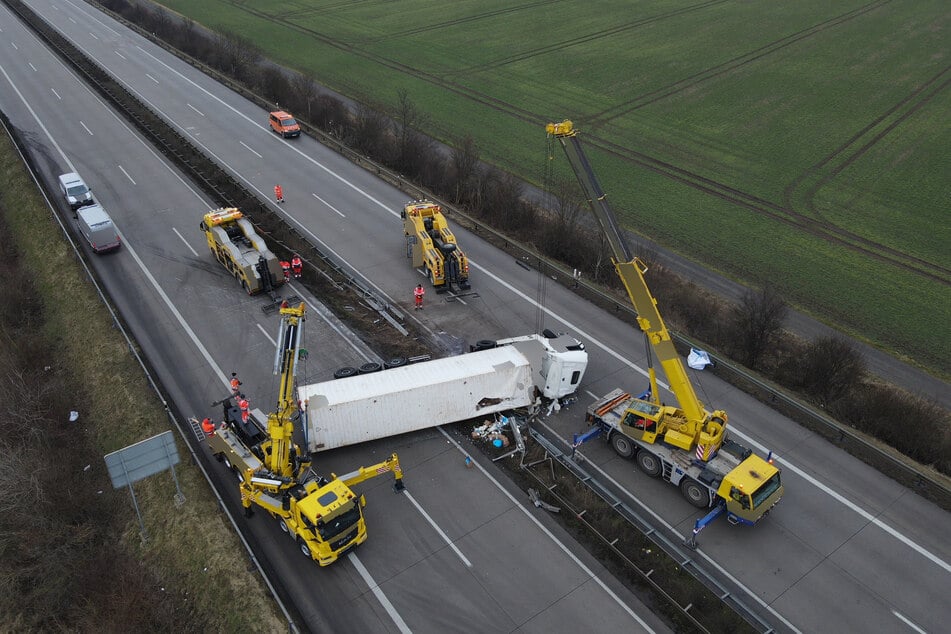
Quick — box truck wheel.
[334,367,357,379]
[680,478,711,508]
[473,339,496,351]
[278,518,290,534]
[610,433,634,459]
[636,450,662,477]
[298,538,312,559]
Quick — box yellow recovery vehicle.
[200,207,284,295]
[401,200,471,291]
[547,121,783,546]
[208,302,405,565]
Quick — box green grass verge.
[156,0,951,375]
[0,127,285,630]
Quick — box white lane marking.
[115,50,126,60]
[256,323,276,347]
[11,42,18,51]
[348,552,412,634]
[403,491,472,568]
[239,141,262,158]
[735,423,951,577]
[467,261,951,578]
[29,62,37,72]
[893,610,927,634]
[117,164,136,185]
[50,87,61,100]
[187,103,204,116]
[537,420,802,633]
[62,0,121,37]
[89,32,99,40]
[79,120,93,136]
[171,227,198,257]
[439,429,656,632]
[145,72,158,84]
[312,192,345,218]
[82,20,951,582]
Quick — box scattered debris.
[69,411,79,422]
[83,464,91,472]
[528,488,560,513]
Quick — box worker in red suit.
[414,284,425,310]
[291,254,303,279]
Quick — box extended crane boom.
[548,120,782,534]
[547,120,720,454]
[207,302,406,565]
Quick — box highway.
[2,1,950,633]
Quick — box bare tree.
[730,284,787,369]
[450,134,480,205]
[797,335,866,406]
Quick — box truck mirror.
[360,494,367,508]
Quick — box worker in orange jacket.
[291,254,303,279]
[238,394,250,423]
[280,260,291,282]
[201,417,215,436]
[414,284,425,310]
[274,184,284,204]
[230,372,242,396]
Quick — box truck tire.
[358,362,382,374]
[636,450,662,477]
[384,357,407,369]
[334,367,357,379]
[278,518,292,535]
[610,433,634,459]
[473,339,496,351]
[680,478,711,508]
[298,538,312,559]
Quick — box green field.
[159,0,951,375]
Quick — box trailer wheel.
[473,339,497,351]
[384,357,407,369]
[358,362,382,374]
[610,433,634,459]
[334,367,357,379]
[636,450,662,477]
[680,478,711,508]
[298,538,312,559]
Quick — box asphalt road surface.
[2,2,949,633]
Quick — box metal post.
[120,453,147,542]
[163,438,185,507]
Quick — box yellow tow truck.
[208,302,404,565]
[547,121,783,546]
[401,200,470,291]
[200,207,284,295]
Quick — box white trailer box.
[299,345,535,452]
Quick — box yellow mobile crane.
[208,302,404,565]
[401,200,471,291]
[547,121,782,543]
[200,207,284,295]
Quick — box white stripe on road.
[239,141,262,158]
[171,227,198,257]
[187,103,204,116]
[117,164,135,185]
[312,192,345,218]
[256,323,276,347]
[349,552,412,634]
[403,491,472,568]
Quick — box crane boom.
[547,120,724,455]
[263,301,307,477]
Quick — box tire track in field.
[587,0,891,125]
[358,0,565,45]
[444,0,731,76]
[578,131,951,286]
[785,65,951,222]
[220,0,949,286]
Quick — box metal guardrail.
[529,428,779,634]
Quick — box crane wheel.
[610,433,634,459]
[636,450,662,477]
[680,478,711,508]
[278,518,290,534]
[298,538,312,559]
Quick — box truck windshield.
[316,501,360,540]
[751,471,782,509]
